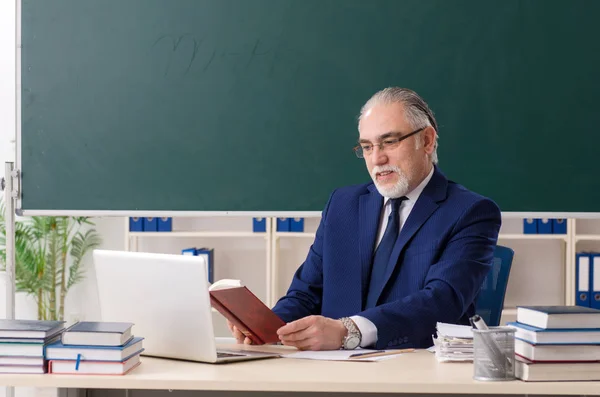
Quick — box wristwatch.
[339,317,361,350]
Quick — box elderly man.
[229,87,501,350]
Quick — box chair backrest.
[475,245,515,326]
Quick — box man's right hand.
[227,320,253,345]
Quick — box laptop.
[92,249,279,363]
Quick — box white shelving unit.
[124,216,591,314]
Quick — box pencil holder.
[473,327,516,381]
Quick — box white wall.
[0,0,17,319]
[0,0,15,167]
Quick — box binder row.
[576,252,600,309]
[252,218,305,232]
[523,218,567,234]
[129,217,172,232]
[128,217,305,233]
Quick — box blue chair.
[475,245,515,326]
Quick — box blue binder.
[592,253,600,310]
[181,247,214,283]
[182,247,196,256]
[252,217,266,232]
[129,217,143,232]
[276,218,290,232]
[290,218,304,232]
[537,218,552,234]
[576,253,591,307]
[523,219,537,234]
[552,218,567,234]
[157,217,172,232]
[142,217,158,232]
[196,247,215,283]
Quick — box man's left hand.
[277,315,347,350]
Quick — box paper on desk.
[281,349,404,362]
[433,322,474,362]
[435,322,473,339]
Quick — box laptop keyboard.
[217,352,245,358]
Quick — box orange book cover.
[209,283,285,345]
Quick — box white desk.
[0,348,599,395]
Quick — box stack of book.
[45,321,144,375]
[509,306,600,381]
[432,322,474,362]
[0,319,65,374]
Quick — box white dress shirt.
[350,166,434,347]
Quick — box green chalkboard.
[20,0,600,213]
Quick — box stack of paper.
[432,322,474,362]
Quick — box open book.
[209,279,285,345]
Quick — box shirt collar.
[383,166,435,206]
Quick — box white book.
[46,336,144,361]
[516,358,600,381]
[0,319,64,339]
[49,354,141,375]
[0,343,45,357]
[62,321,134,346]
[515,338,600,362]
[517,306,600,329]
[0,356,44,366]
[0,365,45,374]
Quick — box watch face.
[345,335,360,350]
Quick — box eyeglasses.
[353,127,425,158]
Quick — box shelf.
[575,235,600,242]
[129,232,566,240]
[128,232,267,238]
[275,232,316,238]
[498,234,567,241]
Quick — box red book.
[209,280,285,345]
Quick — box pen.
[349,350,385,358]
[349,348,415,359]
[470,314,489,330]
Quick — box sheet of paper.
[281,349,405,362]
[436,322,473,339]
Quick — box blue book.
[517,306,600,329]
[46,336,144,362]
[507,321,600,345]
[61,321,133,346]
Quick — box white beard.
[371,165,410,199]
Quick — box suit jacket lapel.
[372,166,449,304]
[359,185,383,308]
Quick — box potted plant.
[0,199,102,321]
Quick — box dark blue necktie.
[365,197,407,309]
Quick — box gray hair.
[359,87,439,165]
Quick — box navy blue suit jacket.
[272,166,501,349]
